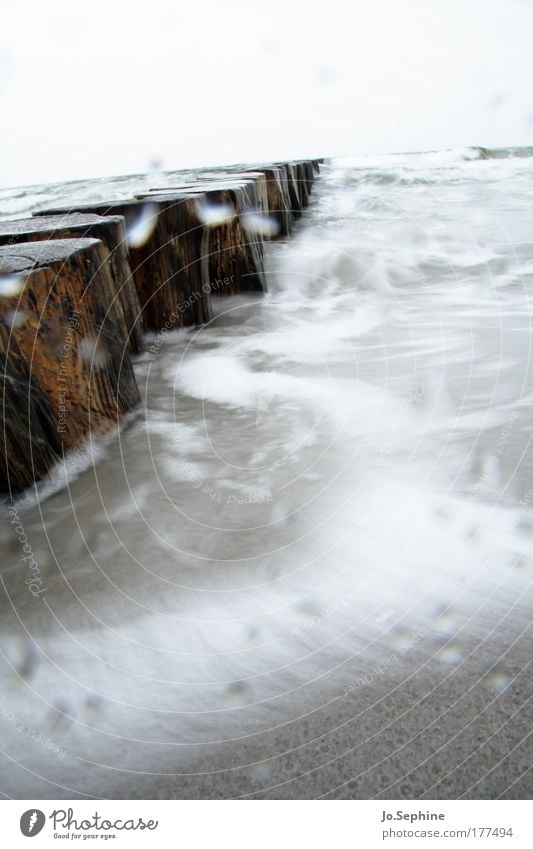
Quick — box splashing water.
[1,148,532,798]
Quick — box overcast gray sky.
[1,0,532,187]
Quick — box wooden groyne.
[0,238,140,492]
[0,213,144,353]
[139,186,267,296]
[0,159,322,494]
[37,195,211,332]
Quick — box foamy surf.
[1,150,533,798]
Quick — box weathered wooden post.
[0,238,139,494]
[0,350,62,494]
[277,162,303,219]
[0,213,144,354]
[251,166,294,235]
[35,195,212,333]
[138,184,267,296]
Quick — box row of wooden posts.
[0,160,322,494]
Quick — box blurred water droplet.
[389,626,412,653]
[316,66,336,85]
[4,639,38,681]
[245,624,259,642]
[48,699,75,733]
[148,157,164,173]
[250,762,272,785]
[83,694,102,724]
[375,608,394,624]
[488,91,507,110]
[437,644,463,666]
[432,605,459,638]
[297,599,322,619]
[56,698,75,718]
[196,201,235,227]
[465,524,480,541]
[512,553,530,570]
[224,680,249,705]
[516,513,533,536]
[485,669,512,696]
[79,336,110,368]
[0,274,25,297]
[126,203,159,248]
[2,308,27,329]
[241,212,280,238]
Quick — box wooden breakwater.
[0,159,322,494]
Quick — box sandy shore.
[1,578,530,800]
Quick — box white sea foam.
[2,152,533,796]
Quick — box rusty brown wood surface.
[0,238,139,493]
[0,213,144,354]
[35,197,211,332]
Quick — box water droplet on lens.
[432,605,459,638]
[5,639,38,681]
[224,680,249,705]
[241,212,280,238]
[195,201,235,227]
[0,273,25,297]
[83,694,102,724]
[486,669,512,696]
[126,203,159,248]
[148,157,164,173]
[48,699,75,732]
[2,309,27,329]
[296,599,322,619]
[250,762,272,785]
[389,626,411,653]
[375,608,394,624]
[245,624,260,642]
[465,524,479,541]
[437,644,463,666]
[79,336,110,368]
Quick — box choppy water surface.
[1,149,532,799]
